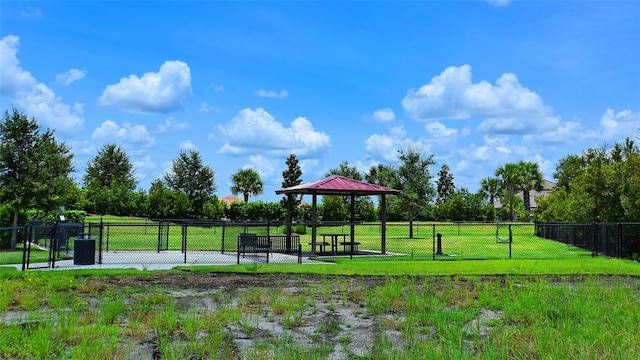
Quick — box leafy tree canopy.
[231,168,264,202]
[164,150,216,218]
[83,143,136,191]
[0,108,74,248]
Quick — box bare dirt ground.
[97,272,501,359]
[6,272,636,359]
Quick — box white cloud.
[246,155,279,180]
[92,120,155,151]
[210,84,224,92]
[524,120,597,145]
[425,121,458,137]
[155,116,188,133]
[199,101,220,113]
[599,109,640,140]
[459,135,514,162]
[372,108,396,123]
[218,108,330,157]
[0,35,84,135]
[21,7,42,17]
[180,140,197,150]
[365,125,431,162]
[55,68,86,85]
[402,65,551,133]
[254,89,288,98]
[133,155,157,183]
[365,133,400,162]
[98,60,192,113]
[486,0,511,7]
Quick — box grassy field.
[85,219,590,260]
[0,219,604,267]
[0,216,638,359]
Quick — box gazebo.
[275,175,400,255]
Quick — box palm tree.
[517,161,544,214]
[231,168,264,202]
[479,177,502,205]
[495,163,521,221]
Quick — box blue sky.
[1,1,639,202]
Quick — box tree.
[553,154,585,191]
[437,188,489,221]
[537,136,640,223]
[495,162,521,221]
[365,163,398,187]
[0,108,74,248]
[325,161,363,181]
[325,161,372,221]
[436,164,455,205]
[321,195,348,221]
[164,150,216,218]
[394,146,436,238]
[148,179,191,219]
[83,144,137,215]
[231,168,264,202]
[479,177,502,205]
[280,154,303,242]
[517,161,544,214]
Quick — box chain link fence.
[534,222,640,259]
[7,220,626,270]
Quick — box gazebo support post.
[381,195,387,255]
[350,194,355,247]
[286,194,292,251]
[311,193,317,256]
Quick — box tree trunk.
[11,207,19,250]
[509,187,515,221]
[523,190,531,212]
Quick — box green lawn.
[85,220,590,260]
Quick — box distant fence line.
[6,220,638,270]
[534,222,640,259]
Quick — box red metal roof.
[275,175,400,196]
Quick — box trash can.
[74,233,95,265]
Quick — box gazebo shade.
[275,175,400,256]
[275,175,400,196]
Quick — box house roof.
[494,179,556,209]
[220,194,242,205]
[275,175,400,196]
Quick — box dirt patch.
[4,272,638,359]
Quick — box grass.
[0,270,638,359]
[182,257,640,276]
[82,218,588,260]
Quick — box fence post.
[21,226,28,271]
[182,224,187,264]
[432,224,436,260]
[591,222,598,257]
[617,222,622,259]
[508,224,512,259]
[221,222,226,254]
[99,219,104,264]
[106,223,110,252]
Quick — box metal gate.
[23,221,85,270]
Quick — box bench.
[237,234,301,264]
[339,241,361,253]
[308,241,330,253]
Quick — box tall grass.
[0,272,638,359]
